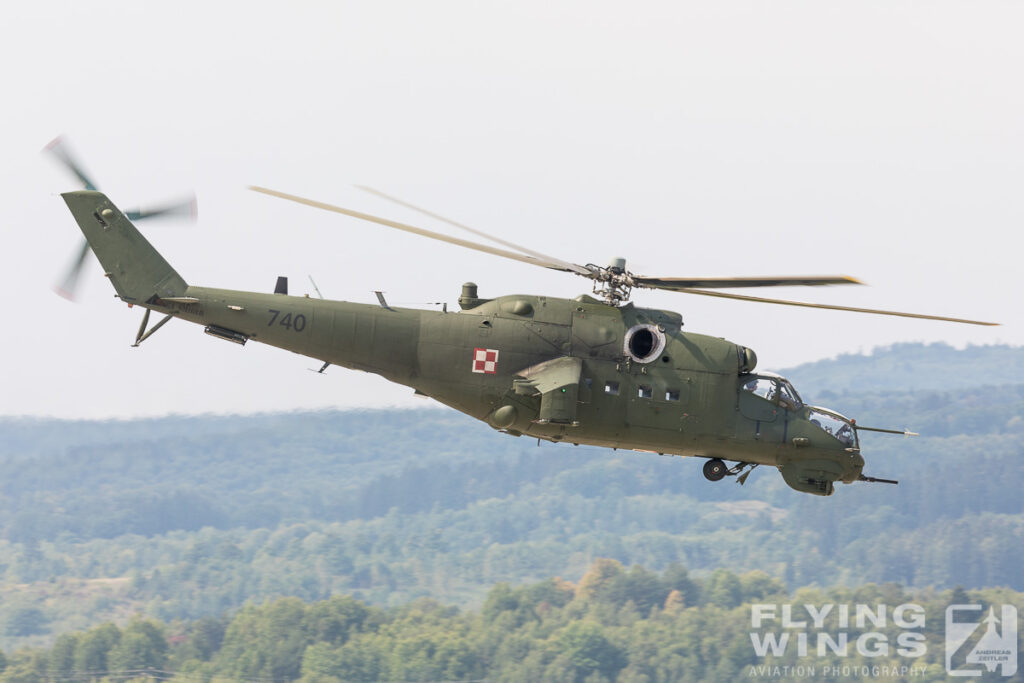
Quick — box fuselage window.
[638,385,652,399]
[605,381,620,395]
[666,389,680,401]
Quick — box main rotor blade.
[354,185,591,276]
[54,239,92,300]
[44,136,99,190]
[635,275,863,289]
[249,186,584,274]
[668,287,999,326]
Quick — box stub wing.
[513,356,583,425]
[514,356,583,394]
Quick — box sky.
[1,1,1021,419]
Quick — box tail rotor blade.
[43,136,99,191]
[125,194,198,222]
[54,239,92,300]
[45,137,199,222]
[46,136,198,302]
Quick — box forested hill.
[0,342,1021,652]
[3,567,1020,683]
[779,342,1024,398]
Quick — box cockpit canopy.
[740,373,803,411]
[740,373,858,448]
[807,406,858,448]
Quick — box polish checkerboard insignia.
[472,347,499,374]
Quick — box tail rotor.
[45,136,197,300]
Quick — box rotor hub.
[587,260,635,305]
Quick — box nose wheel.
[702,459,758,484]
[703,458,727,481]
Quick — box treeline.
[3,561,1020,683]
[0,388,1021,549]
[4,484,1024,634]
[2,344,1021,546]
[780,342,1024,396]
[1,344,1023,651]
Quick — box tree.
[72,623,121,674]
[187,617,227,661]
[706,569,743,609]
[739,570,785,603]
[215,597,311,682]
[482,583,524,624]
[305,596,370,646]
[663,589,686,613]
[605,566,665,612]
[107,620,168,672]
[0,660,41,683]
[554,622,626,682]
[300,638,383,682]
[949,586,971,606]
[661,563,700,607]
[47,634,77,676]
[576,559,624,602]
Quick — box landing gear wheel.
[703,458,727,482]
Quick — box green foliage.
[215,597,308,681]
[2,609,46,638]
[0,343,1022,656]
[706,569,743,609]
[1,566,1022,682]
[107,620,166,672]
[554,621,626,682]
[576,558,624,602]
[178,616,225,662]
[45,634,75,676]
[0,658,42,683]
[71,623,120,674]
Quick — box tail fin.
[61,190,187,302]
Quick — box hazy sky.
[2,1,1021,418]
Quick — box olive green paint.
[62,190,872,496]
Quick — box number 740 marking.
[267,309,307,332]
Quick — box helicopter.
[52,151,998,496]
